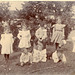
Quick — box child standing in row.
[51,17,66,50]
[0,21,14,63]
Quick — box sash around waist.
[55,30,63,31]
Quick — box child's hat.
[59,40,66,47]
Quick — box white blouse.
[35,27,47,41]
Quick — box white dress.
[51,24,65,43]
[0,33,14,54]
[35,27,47,41]
[17,30,31,48]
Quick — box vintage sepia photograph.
[0,1,75,75]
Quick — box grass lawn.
[0,41,75,75]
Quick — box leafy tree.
[0,2,10,21]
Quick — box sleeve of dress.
[62,28,65,37]
[51,25,55,28]
[53,28,55,33]
[62,24,66,28]
[0,35,2,44]
[0,34,3,45]
[11,34,14,44]
[20,53,25,63]
[17,31,22,39]
[35,29,40,39]
[42,30,47,40]
[28,30,31,41]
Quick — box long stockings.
[4,54,9,62]
[55,43,59,50]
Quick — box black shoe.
[58,60,62,63]
[25,62,31,65]
[16,63,21,66]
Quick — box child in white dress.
[51,18,66,50]
[18,28,31,49]
[17,22,32,66]
[0,22,14,63]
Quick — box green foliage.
[0,2,10,21]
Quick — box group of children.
[0,18,72,67]
[0,20,48,67]
[19,21,48,66]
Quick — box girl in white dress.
[17,21,31,49]
[0,22,14,63]
[17,22,32,66]
[51,18,66,50]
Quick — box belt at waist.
[55,30,63,31]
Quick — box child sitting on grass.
[33,40,47,63]
[52,40,67,63]
[20,49,33,66]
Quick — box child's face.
[41,26,44,29]
[38,43,43,50]
[38,45,42,50]
[57,19,61,24]
[4,27,10,33]
[22,25,27,31]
